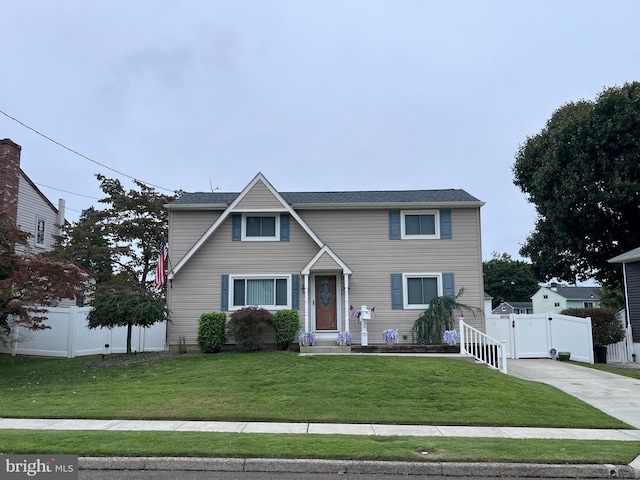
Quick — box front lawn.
[0,352,629,428]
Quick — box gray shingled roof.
[552,286,601,301]
[170,189,482,206]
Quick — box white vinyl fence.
[0,307,167,358]
[606,311,634,363]
[485,313,594,363]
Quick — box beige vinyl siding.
[167,215,318,345]
[299,207,484,337]
[16,174,59,251]
[235,180,287,210]
[167,204,484,346]
[168,210,223,264]
[311,252,344,271]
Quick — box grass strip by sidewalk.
[2,430,639,464]
[0,352,631,428]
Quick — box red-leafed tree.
[0,213,85,340]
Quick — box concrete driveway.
[507,358,640,429]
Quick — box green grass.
[1,352,639,464]
[579,362,640,380]
[0,352,629,427]
[2,430,639,464]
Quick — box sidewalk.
[3,357,640,477]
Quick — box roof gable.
[169,173,324,279]
[301,246,352,275]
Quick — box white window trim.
[241,213,280,241]
[400,210,440,239]
[229,274,291,310]
[402,273,443,309]
[35,216,46,248]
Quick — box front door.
[315,275,337,330]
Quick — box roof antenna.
[210,179,220,192]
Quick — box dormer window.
[242,214,279,241]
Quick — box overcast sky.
[2,1,639,262]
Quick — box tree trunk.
[127,323,133,354]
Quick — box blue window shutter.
[280,213,290,241]
[232,214,241,241]
[440,210,452,239]
[221,274,229,311]
[389,211,401,240]
[291,274,299,310]
[443,273,455,297]
[391,274,403,309]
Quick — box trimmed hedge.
[197,312,227,353]
[272,310,300,350]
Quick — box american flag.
[370,307,376,320]
[153,238,169,291]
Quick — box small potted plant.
[298,331,316,347]
[337,331,352,346]
[443,329,459,345]
[382,328,399,345]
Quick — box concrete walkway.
[507,358,640,429]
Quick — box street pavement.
[3,357,640,477]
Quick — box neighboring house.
[165,173,485,348]
[0,138,83,306]
[531,283,601,314]
[0,138,65,252]
[609,247,640,354]
[483,292,493,316]
[491,301,533,315]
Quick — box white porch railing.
[459,318,507,374]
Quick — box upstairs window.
[401,211,440,239]
[584,301,594,308]
[35,217,46,247]
[243,215,279,241]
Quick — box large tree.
[513,82,640,288]
[0,213,85,341]
[483,253,540,309]
[59,175,176,353]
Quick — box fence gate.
[485,313,594,363]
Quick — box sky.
[2,1,639,262]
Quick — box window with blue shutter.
[221,274,229,310]
[232,214,241,241]
[391,273,403,309]
[291,274,299,310]
[443,273,455,297]
[389,211,401,240]
[440,210,452,239]
[280,213,290,241]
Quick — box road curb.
[80,457,639,478]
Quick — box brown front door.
[315,275,337,330]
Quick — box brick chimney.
[0,138,21,223]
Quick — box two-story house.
[531,283,601,314]
[0,138,86,307]
[165,173,485,349]
[0,138,65,252]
